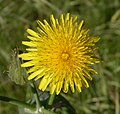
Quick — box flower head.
[19,13,100,95]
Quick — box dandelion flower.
[19,13,100,95]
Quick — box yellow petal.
[73,15,78,23]
[78,20,84,30]
[63,81,69,93]
[27,29,39,37]
[79,72,89,88]
[21,61,36,67]
[28,68,44,80]
[27,66,39,73]
[50,15,56,28]
[41,75,53,91]
[50,83,56,94]
[27,36,40,41]
[70,78,75,93]
[26,48,37,52]
[83,70,92,81]
[56,81,63,95]
[73,77,82,92]
[22,41,37,47]
[65,13,70,22]
[18,53,36,60]
[37,20,45,30]
[34,70,46,81]
[39,74,51,90]
[60,14,64,26]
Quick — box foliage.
[0,0,120,114]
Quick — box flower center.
[61,53,70,61]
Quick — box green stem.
[30,82,41,110]
[48,92,56,106]
[0,96,56,114]
[30,82,57,114]
[0,96,35,110]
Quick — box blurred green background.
[0,0,120,114]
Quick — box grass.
[0,0,120,114]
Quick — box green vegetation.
[0,0,120,114]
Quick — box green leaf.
[8,49,28,85]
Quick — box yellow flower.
[19,13,100,95]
